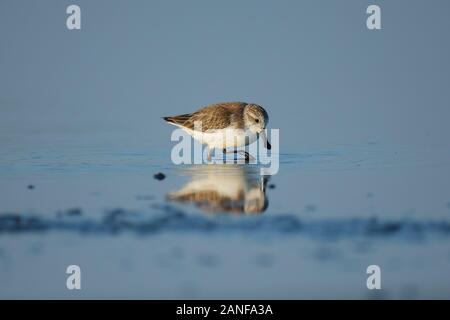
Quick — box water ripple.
[1,205,450,240]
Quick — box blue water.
[1,137,450,299]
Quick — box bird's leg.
[223,148,255,163]
[221,147,235,164]
[222,148,228,163]
[235,150,255,163]
[258,130,271,150]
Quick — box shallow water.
[1,138,450,299]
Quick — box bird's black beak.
[258,131,271,150]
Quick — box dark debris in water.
[1,207,450,240]
[27,185,35,190]
[153,172,166,181]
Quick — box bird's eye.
[255,119,260,123]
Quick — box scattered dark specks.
[27,185,34,190]
[366,192,374,199]
[305,204,317,213]
[196,253,219,268]
[254,253,274,268]
[267,184,276,189]
[153,172,166,181]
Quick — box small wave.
[1,205,450,240]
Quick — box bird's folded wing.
[165,102,246,132]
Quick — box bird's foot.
[232,150,255,163]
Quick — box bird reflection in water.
[167,165,270,214]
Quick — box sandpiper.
[163,102,271,161]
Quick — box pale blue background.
[1,0,450,149]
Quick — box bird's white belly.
[186,128,258,149]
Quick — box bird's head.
[243,103,269,133]
[243,103,271,150]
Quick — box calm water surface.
[1,131,450,299]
